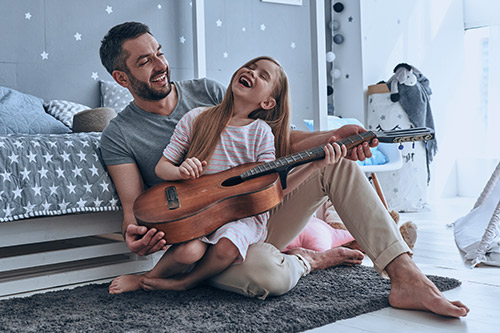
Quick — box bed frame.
[0,211,155,298]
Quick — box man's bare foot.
[342,240,365,253]
[140,276,193,291]
[386,253,470,318]
[285,246,364,271]
[109,274,143,294]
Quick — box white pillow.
[44,100,90,128]
[99,80,133,113]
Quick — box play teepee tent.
[453,161,500,267]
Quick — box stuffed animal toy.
[283,216,355,253]
[387,63,421,102]
[283,201,417,254]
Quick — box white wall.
[354,0,467,199]
[463,0,500,28]
[327,0,365,121]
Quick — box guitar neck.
[239,127,434,186]
[241,131,376,181]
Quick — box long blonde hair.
[186,56,291,162]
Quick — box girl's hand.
[332,125,376,161]
[179,157,207,179]
[312,136,347,169]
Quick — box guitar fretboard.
[241,131,375,181]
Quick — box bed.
[0,84,155,298]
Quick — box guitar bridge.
[165,186,180,210]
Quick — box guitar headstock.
[375,127,435,144]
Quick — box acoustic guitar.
[134,127,434,244]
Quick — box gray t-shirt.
[100,78,226,188]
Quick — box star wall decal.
[242,27,246,32]
[348,16,353,22]
[260,24,266,31]
[290,42,296,49]
[157,4,162,9]
[179,36,186,44]
[40,51,49,60]
[25,12,32,20]
[105,6,113,14]
[216,19,222,27]
[74,32,82,41]
[223,52,228,58]
[91,72,99,80]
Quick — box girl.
[109,56,346,293]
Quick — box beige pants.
[209,158,410,299]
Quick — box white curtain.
[463,26,500,159]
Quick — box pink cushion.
[283,216,355,252]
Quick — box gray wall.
[0,0,315,130]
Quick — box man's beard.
[127,70,172,101]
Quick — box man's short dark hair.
[100,22,152,75]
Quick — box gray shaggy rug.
[0,265,461,332]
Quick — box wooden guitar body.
[134,163,283,244]
[134,127,434,244]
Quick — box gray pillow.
[99,80,133,113]
[0,86,70,135]
[44,99,91,128]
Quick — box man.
[99,22,468,318]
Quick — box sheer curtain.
[454,25,500,197]
[462,26,500,159]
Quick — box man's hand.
[125,224,167,256]
[333,125,378,162]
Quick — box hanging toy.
[387,63,421,102]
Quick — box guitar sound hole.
[221,176,244,187]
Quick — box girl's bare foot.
[140,276,193,291]
[109,274,144,294]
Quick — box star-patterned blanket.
[0,133,121,222]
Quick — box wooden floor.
[3,197,499,332]
[308,196,500,332]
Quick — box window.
[463,26,500,158]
